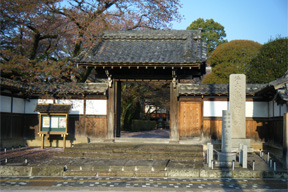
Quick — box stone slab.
[200,169,232,178]
[0,166,31,176]
[168,168,200,177]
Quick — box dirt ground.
[0,147,63,165]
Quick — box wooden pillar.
[170,81,179,143]
[62,134,66,150]
[284,112,288,169]
[115,81,122,137]
[106,80,115,142]
[41,134,45,149]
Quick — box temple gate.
[73,30,207,142]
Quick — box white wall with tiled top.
[203,100,270,118]
[0,95,107,115]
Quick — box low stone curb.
[1,166,287,178]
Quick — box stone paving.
[1,132,288,180]
[0,176,287,191]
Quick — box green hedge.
[131,120,157,132]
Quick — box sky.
[171,0,288,44]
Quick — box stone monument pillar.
[229,74,250,150]
[218,110,236,163]
[222,110,232,153]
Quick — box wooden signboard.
[35,104,71,149]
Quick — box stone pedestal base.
[217,152,236,167]
[218,152,236,162]
[232,138,253,152]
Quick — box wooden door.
[178,101,202,137]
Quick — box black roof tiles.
[34,104,72,113]
[0,77,107,96]
[178,83,269,96]
[73,30,207,66]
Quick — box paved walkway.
[0,176,287,191]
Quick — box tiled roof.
[178,83,269,96]
[34,104,72,113]
[0,77,107,96]
[73,30,207,66]
[269,71,288,89]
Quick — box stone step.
[63,170,167,177]
[64,148,203,155]
[72,143,203,151]
[55,152,203,161]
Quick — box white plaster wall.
[281,104,287,116]
[13,97,25,113]
[25,99,53,114]
[273,102,280,117]
[55,99,84,115]
[245,101,268,117]
[268,101,274,117]
[0,95,11,113]
[267,101,287,117]
[204,100,269,117]
[86,100,107,115]
[203,101,228,117]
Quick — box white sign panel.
[86,100,107,115]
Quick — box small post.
[211,160,214,170]
[267,152,270,162]
[5,158,7,164]
[252,160,255,171]
[4,148,6,153]
[207,143,211,164]
[242,145,247,168]
[208,143,213,168]
[270,159,273,168]
[274,162,277,171]
[264,154,267,163]
[232,160,235,170]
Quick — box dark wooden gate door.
[178,101,202,138]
